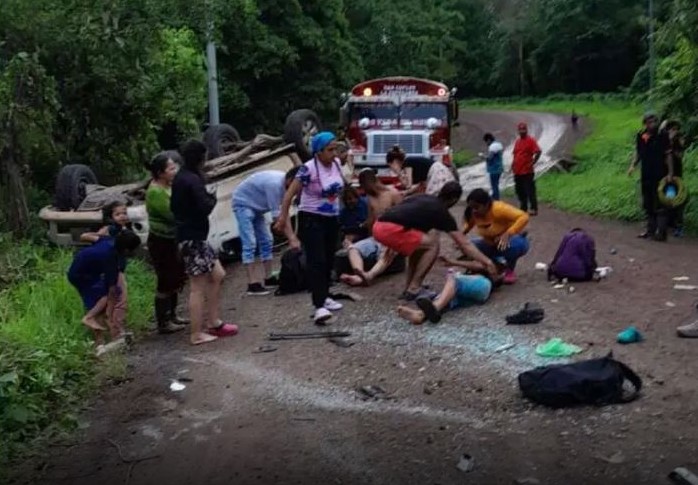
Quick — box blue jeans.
[489,173,502,200]
[473,234,529,270]
[233,205,273,264]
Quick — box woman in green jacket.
[146,151,188,334]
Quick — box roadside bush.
[0,242,154,468]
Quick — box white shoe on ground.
[314,307,333,324]
[324,298,343,311]
[677,320,698,338]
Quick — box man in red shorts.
[373,181,497,300]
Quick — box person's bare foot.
[82,317,106,331]
[396,305,426,325]
[340,274,364,286]
[191,332,218,345]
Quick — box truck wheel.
[203,123,241,160]
[54,164,98,211]
[284,109,322,161]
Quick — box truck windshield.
[350,103,399,125]
[400,103,447,123]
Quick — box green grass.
[464,95,698,232]
[0,240,154,470]
[452,148,477,168]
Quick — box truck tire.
[54,164,98,211]
[284,109,322,161]
[203,123,241,160]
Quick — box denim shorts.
[351,237,383,260]
[233,204,274,264]
[448,274,493,310]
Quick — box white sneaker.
[314,307,333,324]
[677,320,698,338]
[324,298,343,311]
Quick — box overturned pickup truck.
[39,110,322,259]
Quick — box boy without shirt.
[340,170,403,286]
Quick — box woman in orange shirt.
[463,188,530,284]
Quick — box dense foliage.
[1,0,697,234]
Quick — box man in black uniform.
[627,112,674,241]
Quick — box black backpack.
[518,354,642,408]
[275,249,308,295]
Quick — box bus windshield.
[400,103,447,122]
[349,103,399,123]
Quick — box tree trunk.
[1,130,30,236]
[518,38,525,96]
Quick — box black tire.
[54,164,98,211]
[284,109,322,161]
[203,123,241,160]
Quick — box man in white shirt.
[481,133,504,200]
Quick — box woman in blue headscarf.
[275,132,346,324]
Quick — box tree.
[0,53,58,235]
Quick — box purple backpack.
[548,229,598,282]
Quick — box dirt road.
[453,110,585,191]
[12,112,698,485]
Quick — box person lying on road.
[396,262,501,325]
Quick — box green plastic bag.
[535,338,583,357]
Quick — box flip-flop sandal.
[416,297,441,323]
[400,291,419,301]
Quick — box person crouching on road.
[232,168,302,296]
[373,181,497,300]
[339,185,370,246]
[171,139,239,345]
[463,188,530,285]
[274,132,345,325]
[67,231,141,354]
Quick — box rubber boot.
[156,296,184,334]
[169,293,189,325]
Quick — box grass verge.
[464,95,698,232]
[453,148,477,168]
[0,238,154,470]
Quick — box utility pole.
[205,0,220,126]
[648,0,655,106]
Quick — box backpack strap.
[614,360,643,403]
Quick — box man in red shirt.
[512,122,542,215]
